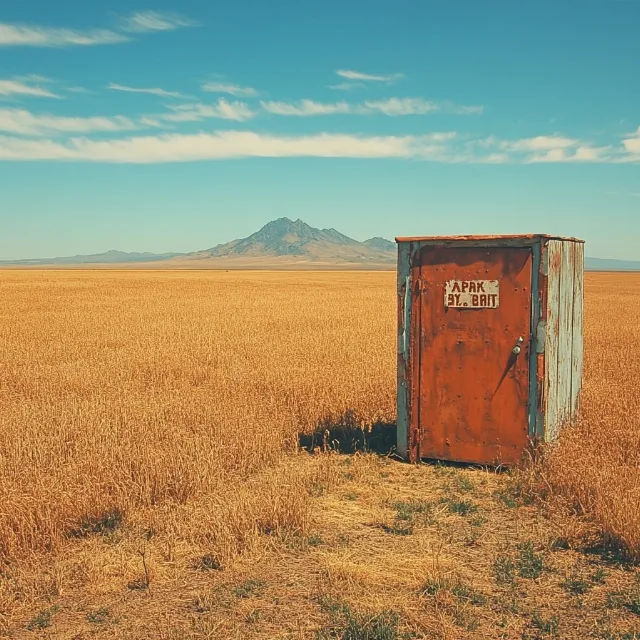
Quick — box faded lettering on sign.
[444,280,500,308]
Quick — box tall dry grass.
[541,273,640,559]
[1,269,638,568]
[0,270,395,562]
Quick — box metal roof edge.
[394,234,585,244]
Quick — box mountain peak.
[202,218,396,262]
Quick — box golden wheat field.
[0,271,394,558]
[0,269,638,639]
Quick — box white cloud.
[327,82,365,91]
[526,146,612,163]
[260,97,481,117]
[0,23,126,47]
[139,116,163,127]
[0,113,636,164]
[261,100,352,116]
[363,98,439,116]
[0,11,195,48]
[0,130,457,163]
[454,105,484,115]
[117,11,197,33]
[201,82,258,97]
[108,83,185,98]
[622,127,640,155]
[481,134,615,163]
[336,69,404,83]
[162,100,255,122]
[501,135,579,152]
[0,78,59,98]
[0,108,138,136]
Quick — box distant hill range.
[582,257,640,271]
[1,218,638,270]
[3,249,184,265]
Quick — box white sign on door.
[444,280,500,308]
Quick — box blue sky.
[0,0,639,260]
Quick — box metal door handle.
[512,336,524,355]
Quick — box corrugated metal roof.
[395,234,585,243]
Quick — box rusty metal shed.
[396,235,584,466]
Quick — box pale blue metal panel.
[544,240,562,442]
[396,242,412,458]
[556,241,576,437]
[570,242,584,416]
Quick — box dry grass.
[537,273,640,561]
[0,270,394,563]
[0,269,638,639]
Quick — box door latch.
[512,336,524,355]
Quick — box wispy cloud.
[0,108,637,164]
[117,11,197,33]
[526,146,612,163]
[0,108,138,136]
[1,129,638,164]
[261,100,352,116]
[0,11,196,48]
[455,105,485,115]
[0,100,254,137]
[260,97,482,117]
[161,100,256,122]
[108,83,185,98]
[499,135,580,151]
[201,82,258,97]
[0,131,456,163]
[622,126,640,156]
[0,23,126,47]
[336,69,404,83]
[327,82,365,91]
[0,78,59,99]
[363,98,440,116]
[476,134,614,163]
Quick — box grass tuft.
[26,606,58,631]
[316,598,408,640]
[232,579,266,599]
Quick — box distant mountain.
[585,257,640,271]
[362,237,396,252]
[189,218,396,263]
[2,220,639,270]
[0,249,183,266]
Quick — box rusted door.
[412,246,533,465]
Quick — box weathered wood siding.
[544,240,562,441]
[570,242,584,416]
[543,239,584,442]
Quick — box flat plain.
[0,269,638,639]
